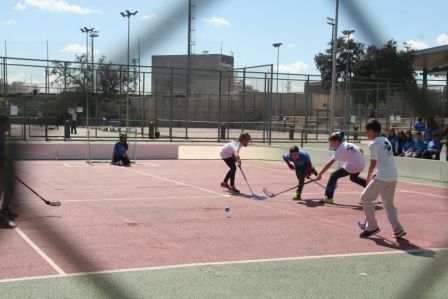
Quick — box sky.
[1,0,448,92]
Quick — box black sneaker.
[229,186,240,193]
[0,208,18,218]
[359,228,380,238]
[393,230,406,238]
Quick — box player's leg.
[112,156,120,165]
[349,172,366,188]
[221,157,235,190]
[0,162,17,217]
[321,167,349,203]
[359,179,383,237]
[379,180,406,237]
[293,166,306,200]
[122,156,131,166]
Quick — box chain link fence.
[1,56,447,143]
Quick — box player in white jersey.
[316,132,366,204]
[359,119,406,239]
[219,132,252,193]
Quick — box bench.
[104,120,120,131]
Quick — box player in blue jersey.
[283,146,317,200]
[111,133,131,166]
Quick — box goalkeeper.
[111,133,131,166]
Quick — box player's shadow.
[298,199,383,211]
[368,236,436,257]
[297,199,325,208]
[330,202,383,211]
[226,191,254,200]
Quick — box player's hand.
[288,164,294,170]
[305,175,311,179]
[237,160,242,167]
[316,174,322,181]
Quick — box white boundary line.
[2,247,447,283]
[124,168,225,196]
[8,221,66,276]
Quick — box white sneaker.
[117,161,123,166]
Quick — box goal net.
[85,127,137,164]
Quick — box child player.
[110,132,131,166]
[316,132,366,204]
[283,146,317,200]
[359,119,406,238]
[220,132,252,193]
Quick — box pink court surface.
[1,159,448,298]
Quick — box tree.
[314,39,417,107]
[51,54,134,96]
[351,40,417,107]
[51,54,137,120]
[314,36,365,90]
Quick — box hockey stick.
[238,166,266,200]
[294,169,338,192]
[263,180,315,198]
[312,179,338,192]
[358,219,367,230]
[15,176,61,206]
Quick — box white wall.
[6,143,448,182]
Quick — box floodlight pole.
[120,10,138,128]
[273,43,282,118]
[329,0,339,149]
[90,30,99,93]
[80,27,94,127]
[343,29,355,136]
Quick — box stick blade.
[252,194,266,200]
[358,220,366,230]
[46,200,61,206]
[263,188,275,198]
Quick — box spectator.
[406,131,426,158]
[396,129,405,156]
[438,124,448,161]
[277,113,284,121]
[387,128,399,156]
[70,112,77,134]
[422,133,441,160]
[414,117,426,133]
[424,115,439,144]
[399,130,413,157]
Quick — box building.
[151,54,234,99]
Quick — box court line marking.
[396,189,448,199]
[62,163,88,168]
[16,195,231,205]
[122,168,226,197]
[8,221,66,276]
[57,195,230,202]
[2,247,447,283]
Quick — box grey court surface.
[1,249,448,298]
